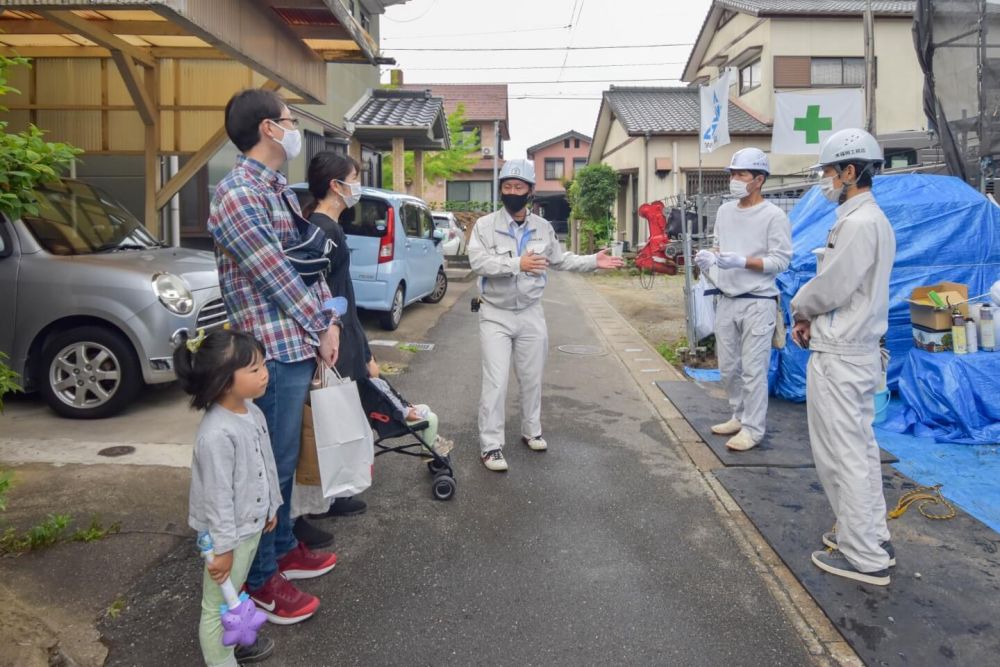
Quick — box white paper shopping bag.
[310,367,374,498]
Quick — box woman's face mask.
[336,180,362,208]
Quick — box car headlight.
[152,272,194,315]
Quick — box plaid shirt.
[208,155,333,363]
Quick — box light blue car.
[293,186,448,330]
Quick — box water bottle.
[951,308,967,354]
[981,303,996,352]
[965,319,978,353]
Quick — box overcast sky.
[379,0,714,158]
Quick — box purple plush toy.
[197,533,267,647]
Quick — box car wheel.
[422,268,448,304]
[379,284,405,331]
[38,325,141,419]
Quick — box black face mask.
[501,192,531,216]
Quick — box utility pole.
[864,0,876,133]
[492,119,499,210]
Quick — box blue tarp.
[882,348,1000,444]
[773,174,1000,402]
[876,400,1000,533]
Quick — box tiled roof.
[718,0,913,14]
[526,130,592,156]
[348,89,445,127]
[605,87,770,135]
[399,83,508,121]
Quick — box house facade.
[589,0,923,248]
[400,83,510,208]
[0,0,411,246]
[526,130,591,224]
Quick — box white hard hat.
[726,148,770,175]
[991,279,1000,306]
[811,128,884,171]
[498,158,536,186]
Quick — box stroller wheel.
[431,474,456,501]
[427,456,451,476]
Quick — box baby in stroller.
[359,372,455,461]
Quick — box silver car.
[0,180,224,418]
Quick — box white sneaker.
[481,449,508,472]
[710,418,742,435]
[725,429,760,451]
[521,435,547,451]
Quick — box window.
[461,123,480,148]
[360,9,371,33]
[545,158,565,180]
[739,59,761,94]
[810,57,866,86]
[572,158,588,176]
[0,221,10,258]
[419,207,434,239]
[574,138,581,148]
[402,203,421,237]
[686,171,730,196]
[564,139,570,148]
[885,149,918,169]
[446,180,492,202]
[339,196,389,238]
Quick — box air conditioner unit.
[481,147,494,157]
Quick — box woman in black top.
[306,152,375,382]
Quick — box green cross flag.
[772,90,864,155]
[794,105,833,144]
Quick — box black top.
[309,211,372,381]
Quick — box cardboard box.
[907,282,968,331]
[913,324,952,352]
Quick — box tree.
[567,163,617,253]
[382,103,480,190]
[0,55,81,221]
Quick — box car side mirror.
[431,228,445,244]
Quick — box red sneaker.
[248,572,319,625]
[277,541,337,580]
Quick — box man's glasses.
[269,117,300,128]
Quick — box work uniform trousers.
[807,350,892,573]
[715,296,775,440]
[478,300,547,454]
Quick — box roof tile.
[605,86,770,135]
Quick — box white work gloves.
[694,249,717,271]
[716,252,747,270]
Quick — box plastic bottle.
[951,308,968,354]
[981,303,996,352]
[966,319,978,353]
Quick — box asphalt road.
[102,272,812,666]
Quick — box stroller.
[357,377,457,501]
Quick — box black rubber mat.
[655,380,897,468]
[714,465,1000,666]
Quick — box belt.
[705,288,777,301]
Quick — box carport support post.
[392,137,406,193]
[412,149,424,199]
[143,64,160,235]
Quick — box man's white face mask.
[729,179,750,199]
[819,176,841,202]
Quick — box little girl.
[174,329,281,667]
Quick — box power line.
[384,0,438,23]
[383,43,693,52]
[398,61,687,72]
[556,0,586,84]
[504,77,681,84]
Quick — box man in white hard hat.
[468,158,624,472]
[790,128,896,586]
[694,147,792,451]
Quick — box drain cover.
[98,446,136,457]
[557,344,607,356]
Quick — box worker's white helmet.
[498,158,536,186]
[811,128,884,171]
[726,147,770,175]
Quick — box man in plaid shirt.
[208,89,340,629]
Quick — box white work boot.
[725,429,760,451]
[711,418,742,435]
[521,435,547,451]
[481,449,509,472]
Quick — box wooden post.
[391,137,405,193]
[412,149,424,199]
[143,64,160,235]
[348,137,362,162]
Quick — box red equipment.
[635,201,678,276]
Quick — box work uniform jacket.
[468,209,596,310]
[791,191,896,356]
